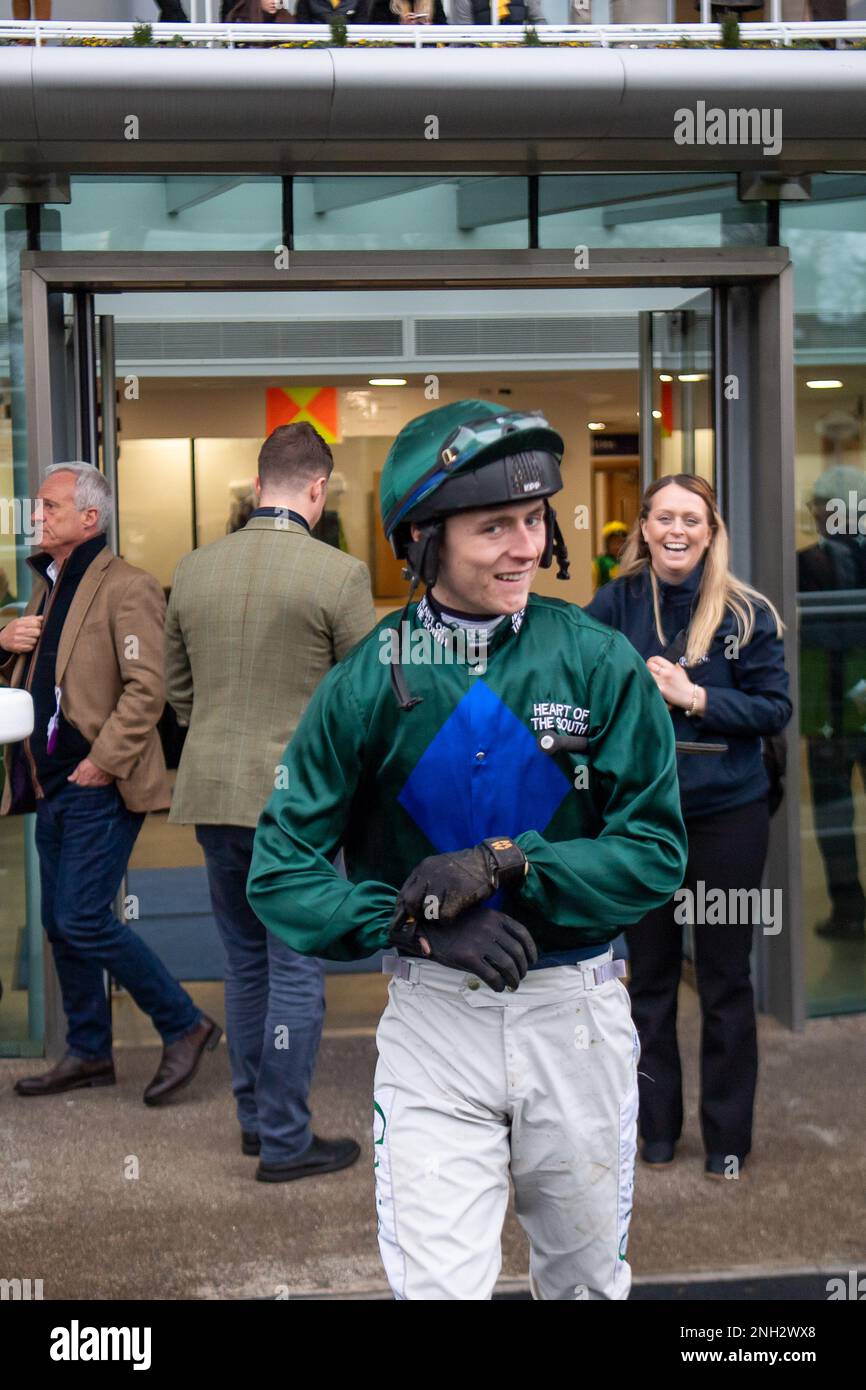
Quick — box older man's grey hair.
[43,462,113,535]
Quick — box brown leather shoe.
[15,1053,116,1097]
[143,1015,222,1107]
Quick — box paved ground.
[1,987,864,1300]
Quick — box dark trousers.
[626,798,770,1160]
[154,0,189,20]
[36,783,200,1060]
[807,735,866,925]
[196,825,326,1164]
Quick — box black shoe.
[815,915,865,942]
[641,1140,676,1167]
[255,1135,361,1184]
[14,1052,116,1097]
[143,1014,222,1106]
[705,1152,747,1180]
[241,1131,261,1156]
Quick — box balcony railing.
[1,20,865,49]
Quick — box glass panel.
[194,439,262,549]
[0,209,40,1053]
[783,176,866,1016]
[539,174,740,251]
[117,439,194,588]
[642,293,715,486]
[50,177,283,252]
[293,177,528,251]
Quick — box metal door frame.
[18,246,801,1045]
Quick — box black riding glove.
[390,837,527,929]
[390,905,538,994]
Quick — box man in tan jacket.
[1,463,220,1103]
[165,422,376,1182]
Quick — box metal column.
[638,310,654,493]
[72,290,98,467]
[99,314,119,550]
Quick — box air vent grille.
[414,316,640,356]
[114,319,404,362]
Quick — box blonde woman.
[585,474,791,1180]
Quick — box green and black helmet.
[381,399,571,588]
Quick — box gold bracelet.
[686,684,699,718]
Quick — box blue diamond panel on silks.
[397,679,573,854]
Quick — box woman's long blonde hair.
[617,474,784,668]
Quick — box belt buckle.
[382,954,417,983]
[587,957,627,988]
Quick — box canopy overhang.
[0,47,864,176]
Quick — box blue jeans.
[35,782,200,1060]
[196,824,325,1164]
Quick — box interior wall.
[118,439,193,590]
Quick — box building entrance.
[3,247,799,1056]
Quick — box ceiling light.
[677,374,708,383]
[805,379,843,389]
[587,422,606,431]
[368,377,407,386]
[652,410,662,419]
[659,373,673,382]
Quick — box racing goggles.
[437,411,560,471]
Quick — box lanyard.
[46,685,62,755]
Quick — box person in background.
[798,466,866,942]
[154,0,190,22]
[359,0,448,20]
[586,474,791,1181]
[294,0,361,20]
[226,483,257,534]
[11,0,51,21]
[452,0,546,23]
[1,463,220,1104]
[313,469,349,551]
[225,0,294,22]
[165,422,376,1183]
[592,519,628,591]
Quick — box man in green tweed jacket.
[165,422,376,1183]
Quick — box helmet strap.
[391,525,444,712]
[389,576,424,712]
[539,502,571,580]
[552,512,571,580]
[403,521,442,588]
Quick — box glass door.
[638,290,715,492]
